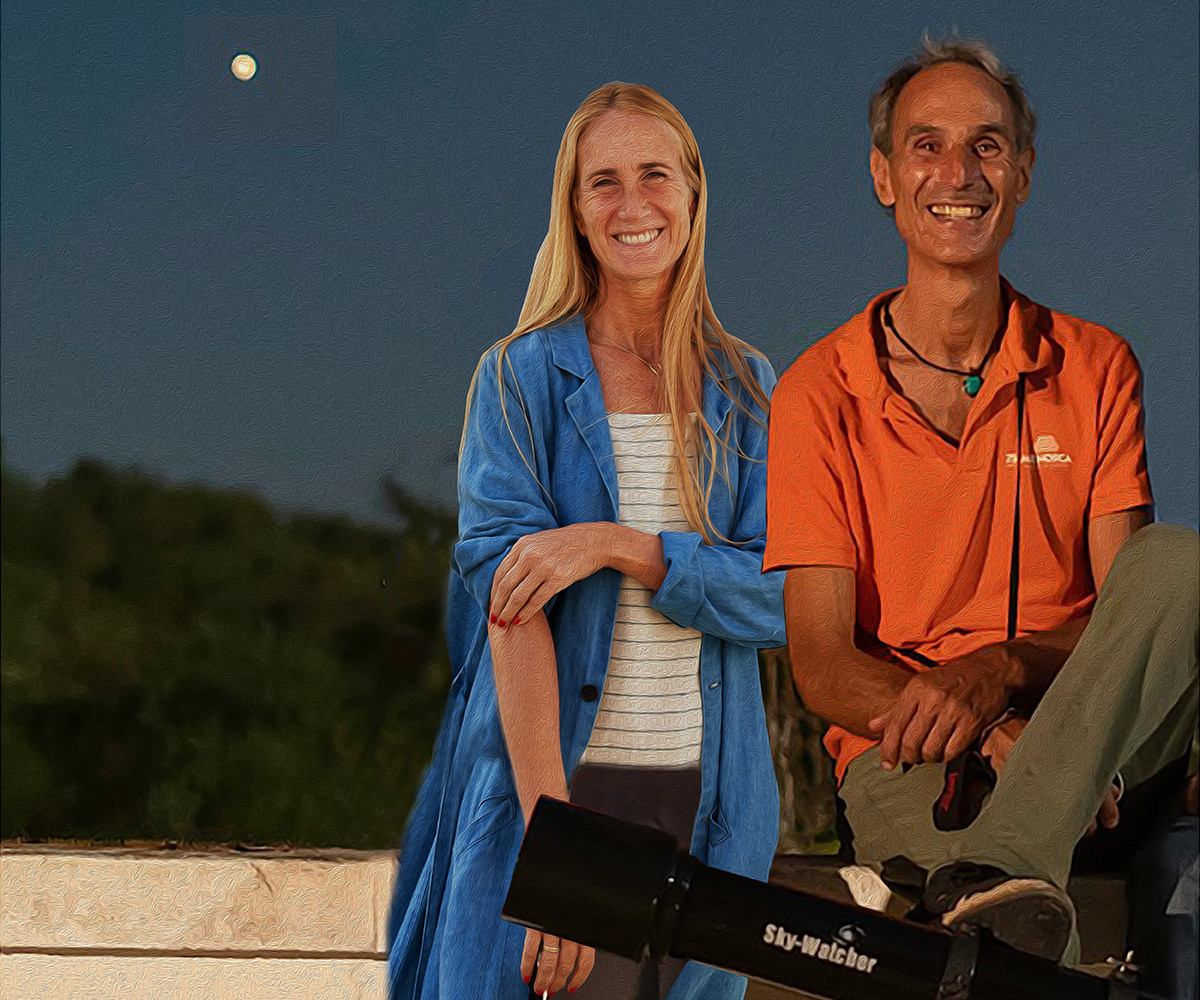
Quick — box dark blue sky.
[3,1,1197,527]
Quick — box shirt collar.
[546,313,593,378]
[836,278,1053,403]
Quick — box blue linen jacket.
[387,315,786,1000]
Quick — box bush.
[1,457,453,848]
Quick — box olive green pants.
[840,525,1199,957]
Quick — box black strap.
[894,647,940,669]
[646,855,694,961]
[1106,977,1142,1000]
[634,854,695,1000]
[1007,374,1027,642]
[936,928,981,999]
[634,949,660,1000]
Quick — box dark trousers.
[839,524,1199,966]
[527,762,701,1000]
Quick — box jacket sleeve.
[650,355,787,647]
[451,338,559,615]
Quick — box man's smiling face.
[870,61,1034,269]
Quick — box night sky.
[3,1,1197,527]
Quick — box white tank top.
[580,412,703,767]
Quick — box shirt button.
[580,684,599,702]
[709,681,720,690]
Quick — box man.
[763,35,1199,969]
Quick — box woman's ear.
[572,192,585,235]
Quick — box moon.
[230,53,257,81]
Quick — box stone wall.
[1,844,393,999]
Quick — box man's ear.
[869,147,896,208]
[1015,146,1036,205]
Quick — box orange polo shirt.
[763,283,1153,782]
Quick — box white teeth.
[930,205,983,218]
[616,229,662,244]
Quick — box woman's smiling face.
[574,110,696,292]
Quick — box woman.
[387,82,785,1000]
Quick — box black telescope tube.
[502,798,1156,1000]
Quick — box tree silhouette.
[1,456,455,848]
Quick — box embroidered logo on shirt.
[1006,434,1073,466]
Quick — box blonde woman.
[387,83,785,1000]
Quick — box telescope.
[502,798,1157,1000]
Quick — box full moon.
[230,53,257,81]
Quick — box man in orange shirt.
[764,35,1199,967]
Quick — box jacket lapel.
[550,318,620,517]
[702,358,736,441]
[550,317,740,521]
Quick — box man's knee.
[1110,523,1200,609]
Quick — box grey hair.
[869,33,1037,155]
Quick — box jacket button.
[580,684,599,702]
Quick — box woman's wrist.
[518,775,569,826]
[592,521,624,568]
[599,522,666,590]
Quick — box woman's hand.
[521,928,595,996]
[489,524,614,627]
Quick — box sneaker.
[924,862,1076,962]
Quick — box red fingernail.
[522,974,529,984]
[513,617,521,626]
[489,615,496,624]
[498,619,506,627]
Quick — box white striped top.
[580,412,703,767]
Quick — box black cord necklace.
[881,294,1006,398]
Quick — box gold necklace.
[594,339,661,377]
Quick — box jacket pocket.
[709,805,731,847]
[462,790,518,853]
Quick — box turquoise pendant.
[964,375,983,397]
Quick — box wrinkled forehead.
[576,110,687,178]
[892,62,1018,142]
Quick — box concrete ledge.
[0,954,385,1000]
[1,845,395,956]
[2,844,1126,1000]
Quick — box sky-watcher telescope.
[502,798,1158,1000]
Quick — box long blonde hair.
[466,82,770,542]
